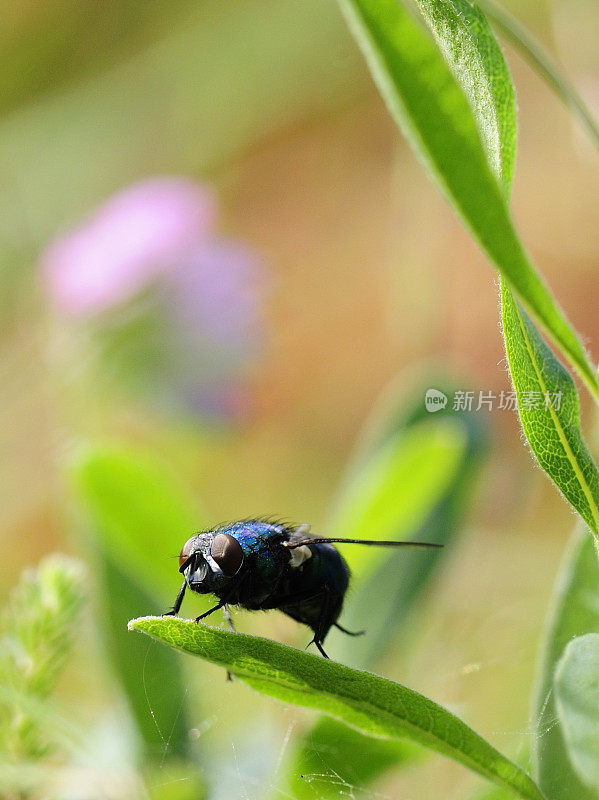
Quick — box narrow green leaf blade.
[532,528,599,800]
[99,550,194,763]
[328,416,466,577]
[332,385,484,666]
[338,0,598,398]
[416,0,517,191]
[129,616,546,800]
[502,289,599,537]
[413,0,599,538]
[554,633,599,791]
[478,0,599,154]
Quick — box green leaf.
[286,716,415,800]
[468,784,528,800]
[478,0,599,155]
[532,528,599,800]
[331,382,484,666]
[335,457,473,665]
[411,0,599,537]
[554,633,599,792]
[328,416,466,578]
[338,0,598,398]
[98,549,194,764]
[69,445,204,769]
[470,782,529,800]
[501,290,599,538]
[129,616,546,800]
[415,0,517,191]
[70,444,203,599]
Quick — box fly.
[165,519,442,658]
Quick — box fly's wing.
[285,535,443,550]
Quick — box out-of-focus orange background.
[1,1,598,797]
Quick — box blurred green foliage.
[0,1,191,117]
[0,556,85,781]
[533,529,599,800]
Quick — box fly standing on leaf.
[165,519,442,658]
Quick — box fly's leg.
[222,604,236,633]
[222,604,236,682]
[309,589,332,659]
[333,621,365,637]
[195,571,246,624]
[195,599,226,623]
[163,580,187,616]
[313,639,330,659]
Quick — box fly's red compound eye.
[179,537,196,570]
[211,533,244,576]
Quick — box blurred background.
[1,1,598,798]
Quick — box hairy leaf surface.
[130,616,546,800]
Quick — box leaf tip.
[127,614,162,632]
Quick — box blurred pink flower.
[40,177,216,315]
[40,176,267,419]
[162,239,265,415]
[168,240,263,357]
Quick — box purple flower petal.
[167,239,266,361]
[40,177,217,315]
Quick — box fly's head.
[179,531,245,595]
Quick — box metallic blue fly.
[166,519,442,658]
